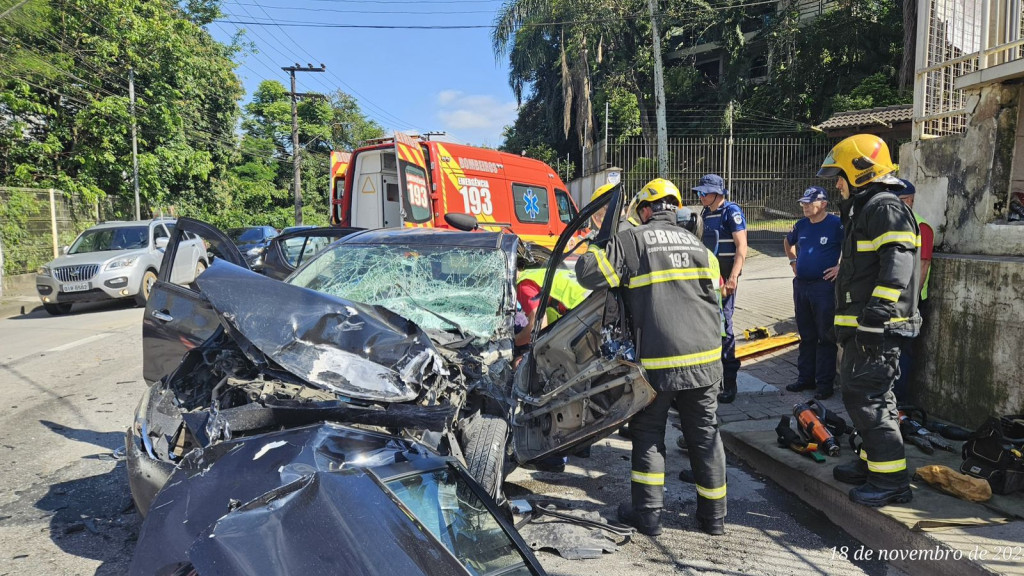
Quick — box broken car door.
[142,218,248,385]
[511,186,655,463]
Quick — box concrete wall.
[898,83,1024,426]
[913,254,1024,427]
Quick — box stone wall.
[898,83,1024,426]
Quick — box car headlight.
[37,265,51,277]
[246,247,265,257]
[105,256,139,270]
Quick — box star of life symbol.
[524,189,540,219]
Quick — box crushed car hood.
[197,260,446,402]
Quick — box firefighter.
[576,178,726,536]
[590,183,616,230]
[817,134,922,507]
[693,174,747,404]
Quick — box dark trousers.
[839,337,908,489]
[793,278,837,393]
[720,289,740,392]
[894,299,928,403]
[630,385,727,520]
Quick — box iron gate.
[606,135,837,242]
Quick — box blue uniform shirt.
[701,200,746,277]
[785,213,843,280]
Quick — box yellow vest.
[517,268,592,323]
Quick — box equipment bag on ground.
[960,415,1024,495]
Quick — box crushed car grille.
[54,264,99,282]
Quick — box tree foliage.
[0,0,383,273]
[495,0,912,170]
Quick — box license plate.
[61,281,90,293]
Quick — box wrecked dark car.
[126,187,652,572]
[131,422,546,575]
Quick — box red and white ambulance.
[329,133,580,248]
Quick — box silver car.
[35,218,207,315]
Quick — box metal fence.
[914,0,1024,138]
[0,187,97,276]
[605,135,836,242]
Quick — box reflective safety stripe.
[696,484,727,500]
[867,458,907,473]
[859,450,869,462]
[858,324,884,334]
[871,285,901,302]
[835,315,858,327]
[589,246,621,288]
[641,347,722,370]
[856,231,919,252]
[629,267,716,288]
[631,470,665,485]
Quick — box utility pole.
[282,63,326,226]
[129,68,140,221]
[647,0,668,179]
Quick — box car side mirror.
[155,237,169,249]
[444,213,479,231]
[61,245,70,255]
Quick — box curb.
[721,425,999,576]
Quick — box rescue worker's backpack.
[960,415,1024,495]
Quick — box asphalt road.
[0,302,907,576]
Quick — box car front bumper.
[36,265,146,304]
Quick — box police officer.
[693,174,747,403]
[576,178,726,536]
[817,134,922,507]
[783,186,843,400]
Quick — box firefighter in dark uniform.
[576,178,727,536]
[817,134,922,507]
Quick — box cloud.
[435,91,518,145]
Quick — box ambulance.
[329,132,581,248]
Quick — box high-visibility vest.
[517,268,591,323]
[913,211,931,301]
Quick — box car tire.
[43,303,73,315]
[135,269,158,307]
[460,414,509,502]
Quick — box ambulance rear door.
[393,131,433,227]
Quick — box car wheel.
[135,269,158,307]
[460,414,509,502]
[43,303,73,315]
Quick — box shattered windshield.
[288,242,508,341]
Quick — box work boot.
[678,468,695,483]
[697,516,726,536]
[617,503,662,536]
[814,388,834,400]
[785,381,815,393]
[833,460,868,485]
[848,483,913,507]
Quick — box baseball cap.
[898,178,916,196]
[692,174,726,197]
[799,186,828,203]
[676,206,697,232]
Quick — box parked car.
[127,189,650,554]
[34,218,206,315]
[261,226,361,280]
[129,422,547,576]
[226,225,278,271]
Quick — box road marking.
[46,333,114,352]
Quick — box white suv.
[35,218,207,315]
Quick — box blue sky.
[208,0,520,147]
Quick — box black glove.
[855,325,885,356]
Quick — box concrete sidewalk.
[726,249,1024,576]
